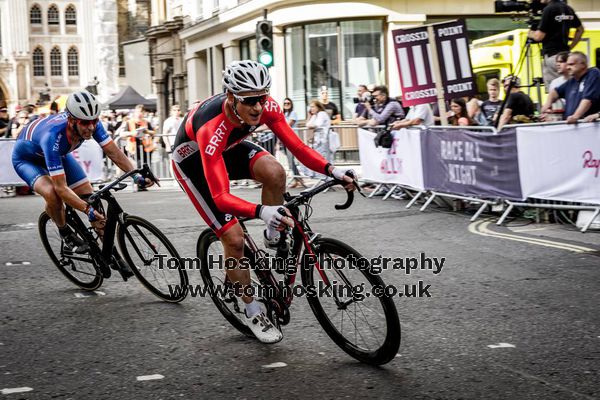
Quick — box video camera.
[494,0,547,29]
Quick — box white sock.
[265,227,280,242]
[245,300,261,318]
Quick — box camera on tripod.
[494,0,547,29]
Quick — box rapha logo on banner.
[583,150,599,177]
[380,138,403,175]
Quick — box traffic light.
[256,20,273,67]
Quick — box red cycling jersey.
[173,93,329,219]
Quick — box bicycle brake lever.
[142,164,161,187]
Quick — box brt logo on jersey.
[205,120,228,156]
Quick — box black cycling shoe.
[112,255,134,281]
[62,232,89,254]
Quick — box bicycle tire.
[117,215,188,302]
[301,237,401,365]
[38,212,103,291]
[197,229,253,337]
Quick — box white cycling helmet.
[222,60,272,94]
[66,90,100,120]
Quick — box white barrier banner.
[517,124,600,203]
[0,139,104,185]
[0,141,23,184]
[358,128,424,190]
[71,140,104,182]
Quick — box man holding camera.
[528,0,584,91]
[356,85,404,127]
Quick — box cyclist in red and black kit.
[172,60,354,343]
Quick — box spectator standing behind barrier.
[497,76,535,131]
[528,0,584,91]
[541,52,600,124]
[467,97,487,126]
[390,103,434,130]
[162,104,182,151]
[126,105,155,190]
[353,84,371,119]
[448,98,478,126]
[280,98,305,188]
[357,85,404,127]
[9,111,29,138]
[300,100,332,179]
[547,51,570,115]
[0,107,9,137]
[481,79,502,125]
[319,86,341,125]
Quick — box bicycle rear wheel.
[117,215,188,302]
[38,212,103,291]
[301,237,401,365]
[197,229,253,337]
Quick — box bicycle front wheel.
[117,215,188,302]
[301,238,401,365]
[38,212,103,291]
[197,229,253,337]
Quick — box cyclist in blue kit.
[12,90,152,253]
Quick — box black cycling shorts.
[171,140,269,237]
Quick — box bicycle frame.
[236,179,359,321]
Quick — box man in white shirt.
[390,103,434,129]
[162,104,182,151]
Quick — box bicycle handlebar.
[285,177,364,210]
[88,164,159,203]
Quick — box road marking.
[5,261,31,266]
[74,291,106,298]
[488,343,515,349]
[469,221,596,253]
[509,227,548,233]
[261,362,287,368]
[136,374,164,381]
[1,387,33,394]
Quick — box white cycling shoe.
[244,311,283,344]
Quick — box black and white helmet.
[222,60,272,94]
[66,90,100,120]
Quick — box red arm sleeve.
[263,99,330,175]
[196,127,259,219]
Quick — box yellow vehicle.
[470,28,600,105]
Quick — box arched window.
[30,4,42,24]
[50,47,62,76]
[67,47,78,76]
[65,5,76,25]
[47,4,59,25]
[32,47,45,77]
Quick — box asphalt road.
[0,186,598,399]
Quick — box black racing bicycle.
[197,178,401,365]
[38,165,188,302]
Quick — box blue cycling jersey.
[14,112,111,177]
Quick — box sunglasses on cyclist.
[75,118,99,128]
[233,94,269,106]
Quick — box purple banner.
[422,128,523,200]
[433,20,476,100]
[392,26,437,107]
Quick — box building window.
[33,47,45,77]
[30,4,42,24]
[65,5,76,25]
[285,19,384,120]
[48,4,59,25]
[50,47,62,76]
[239,37,257,61]
[67,47,78,76]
